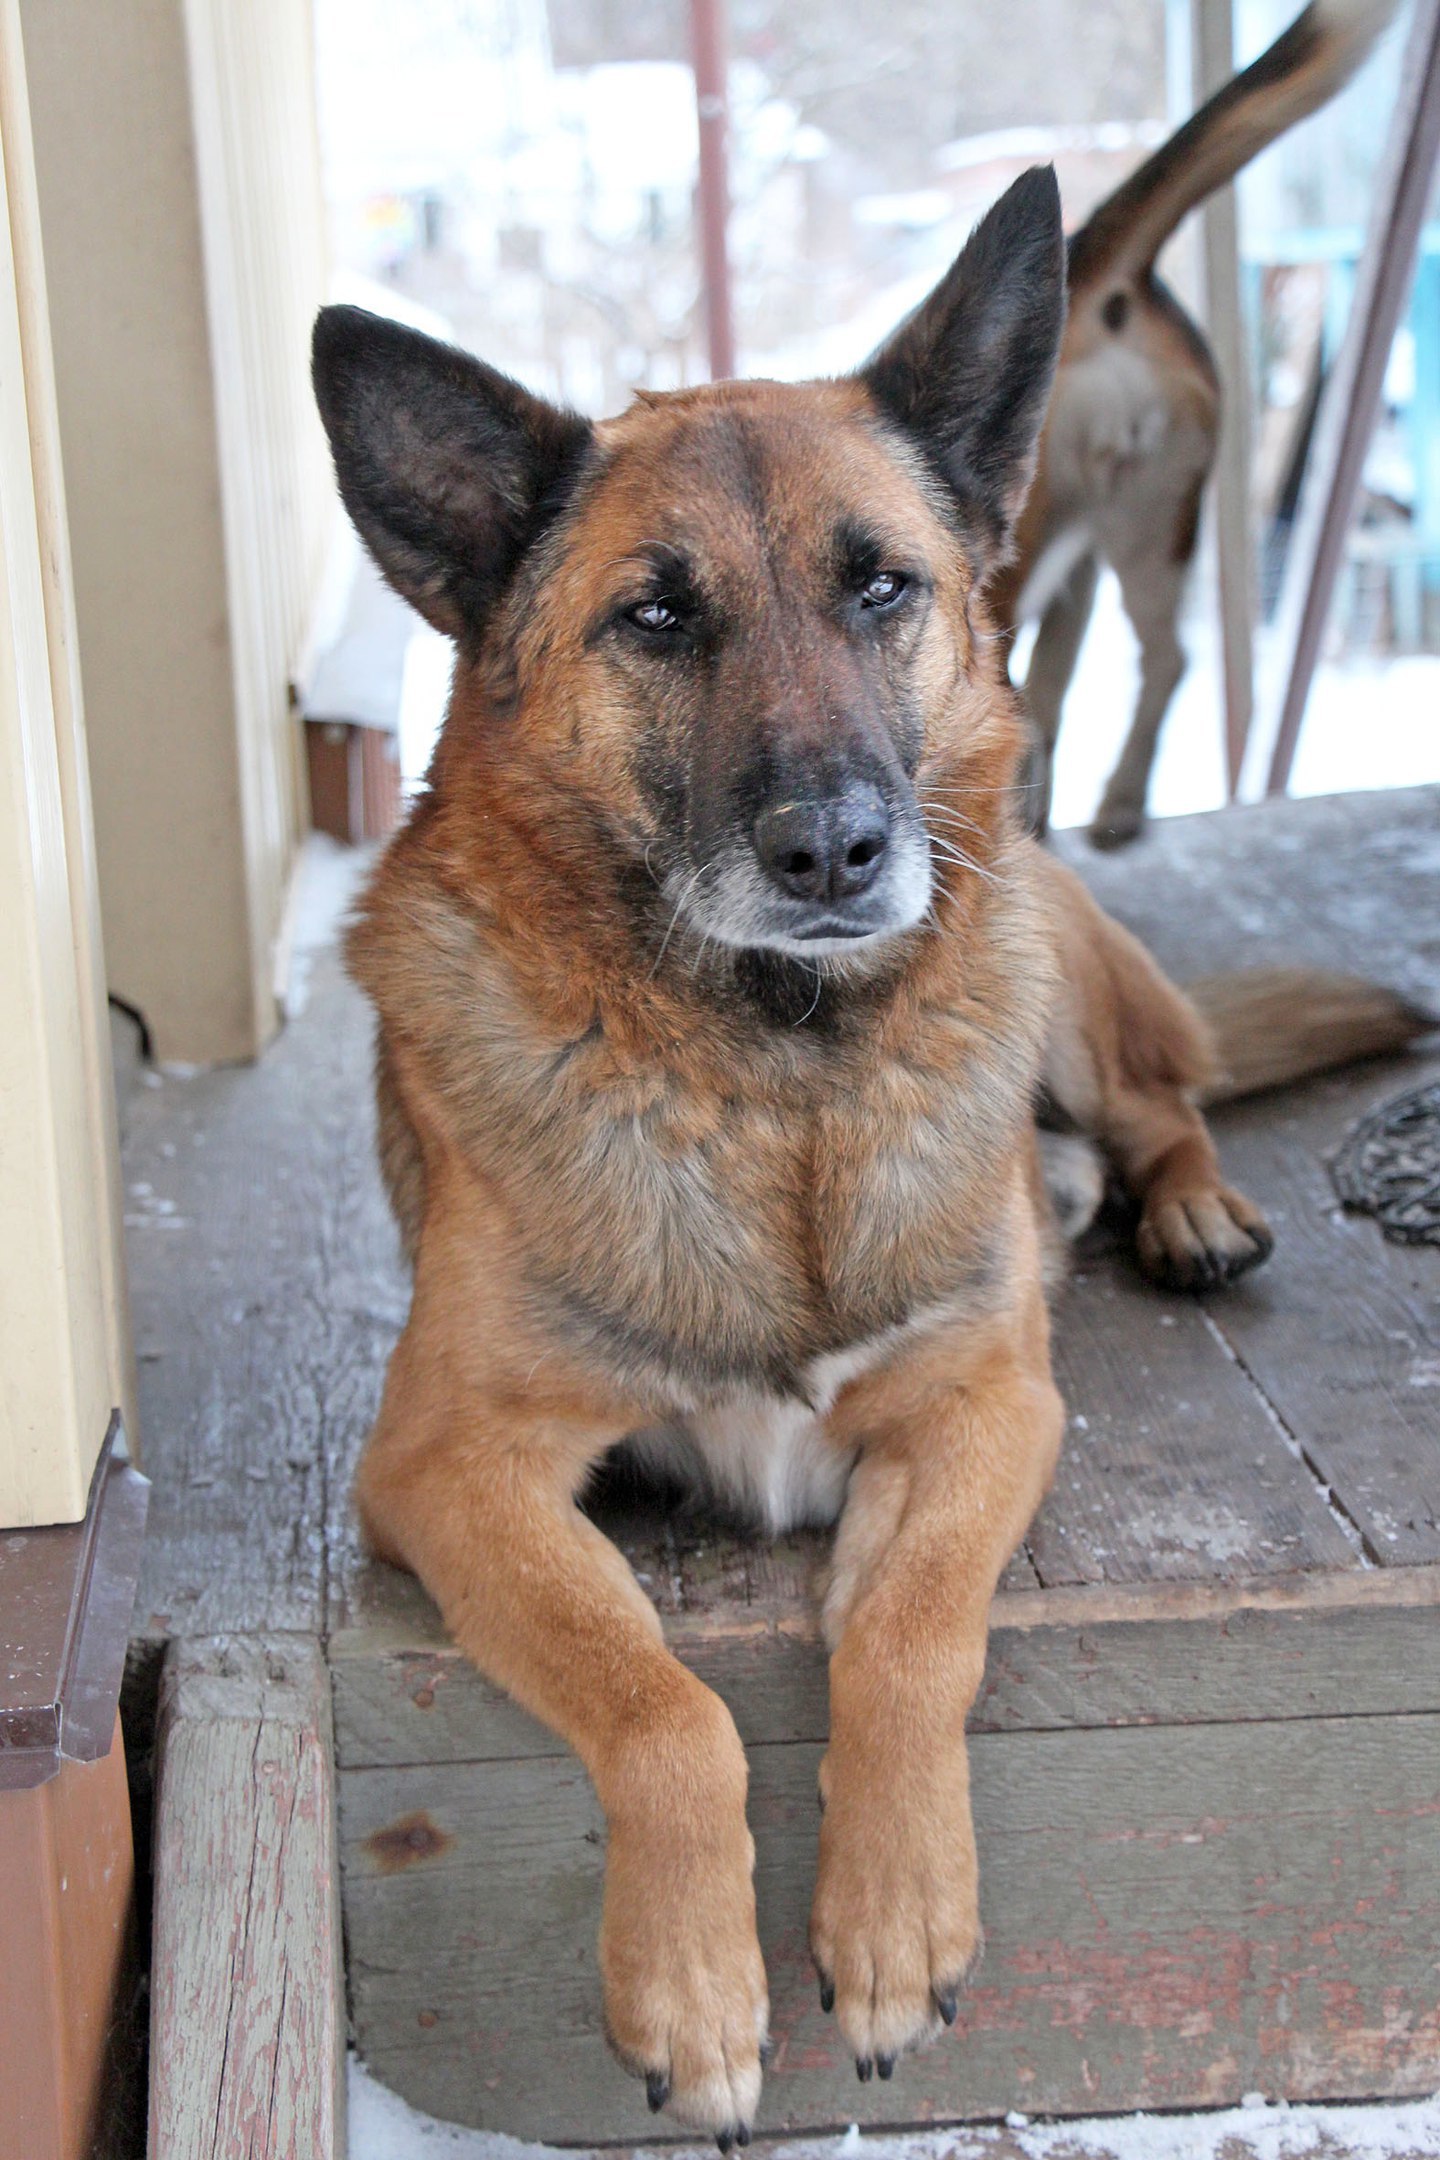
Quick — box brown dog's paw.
[601,1816,768,2145]
[1137,1183,1274,1292]
[810,1759,980,2079]
[1089,798,1145,850]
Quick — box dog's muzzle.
[672,785,933,961]
[752,783,891,911]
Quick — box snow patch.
[348,2055,568,2159]
[348,2057,1440,2160]
[1046,568,1440,838]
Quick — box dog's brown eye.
[860,571,906,609]
[627,597,681,633]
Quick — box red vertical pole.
[690,0,736,381]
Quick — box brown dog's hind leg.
[1089,549,1189,850]
[1036,849,1273,1288]
[357,1318,768,2140]
[1021,548,1100,834]
[811,1257,1064,2078]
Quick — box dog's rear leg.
[357,1337,767,2139]
[1021,549,1100,834]
[1036,849,1272,1287]
[811,1263,1064,2077]
[1090,548,1189,850]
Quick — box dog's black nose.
[753,786,889,904]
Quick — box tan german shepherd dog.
[312,162,1420,2142]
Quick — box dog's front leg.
[811,1295,1063,2079]
[358,1361,768,2141]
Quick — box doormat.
[1332,1079,1440,1246]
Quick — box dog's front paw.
[601,1809,768,2146]
[1137,1180,1273,1291]
[810,1748,979,2081]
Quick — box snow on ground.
[349,2056,1440,2160]
[1043,569,1439,836]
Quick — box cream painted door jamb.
[0,0,133,1527]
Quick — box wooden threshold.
[147,1635,345,2160]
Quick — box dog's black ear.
[860,166,1066,569]
[311,305,594,639]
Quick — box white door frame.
[0,0,133,1528]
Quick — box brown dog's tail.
[1188,968,1435,1104]
[1068,0,1401,286]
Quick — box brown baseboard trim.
[0,1417,150,1790]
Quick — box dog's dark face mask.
[311,167,1065,965]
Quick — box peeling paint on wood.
[148,1636,345,2160]
[340,1711,1440,2140]
[331,1567,1440,1770]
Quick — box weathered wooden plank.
[998,1543,1042,1591]
[1055,788,1440,1574]
[1035,1253,1356,1585]
[1204,1064,1440,1565]
[330,1564,1440,1770]
[1052,787,1440,1015]
[339,1709,1440,2140]
[974,1571,1440,1732]
[123,933,406,1642]
[149,1635,345,2160]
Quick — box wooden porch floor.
[120,785,1440,2142]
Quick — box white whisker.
[650,866,704,978]
[927,806,990,842]
[928,838,999,884]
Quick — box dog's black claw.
[758,2035,775,2069]
[716,2132,733,2154]
[818,1976,835,2015]
[646,2070,669,2114]
[934,1988,959,2026]
[735,2126,752,2147]
[856,2056,874,2083]
[876,2053,895,2080]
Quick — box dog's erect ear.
[860,166,1066,569]
[311,306,594,639]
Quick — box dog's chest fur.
[503,1004,1020,1399]
[357,844,1052,1533]
[506,1030,1027,1530]
[374,881,1041,1388]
